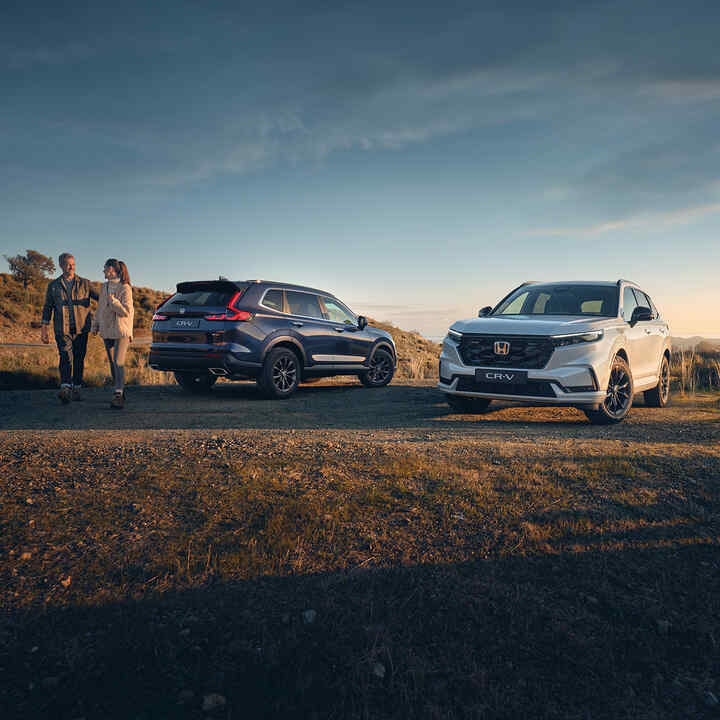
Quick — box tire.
[583,355,634,424]
[174,372,218,394]
[644,354,670,408]
[358,348,395,388]
[261,347,300,399]
[446,394,492,414]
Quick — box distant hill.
[671,336,720,352]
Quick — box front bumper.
[438,336,606,406]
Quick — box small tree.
[4,250,56,289]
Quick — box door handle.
[334,327,345,333]
[291,321,303,327]
[644,329,652,334]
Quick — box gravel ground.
[2,382,719,719]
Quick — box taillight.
[205,291,251,322]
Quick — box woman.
[92,259,134,408]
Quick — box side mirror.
[630,306,653,325]
[357,315,368,330]
[478,306,492,317]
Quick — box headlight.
[552,330,604,347]
[447,329,463,342]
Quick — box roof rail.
[616,278,638,287]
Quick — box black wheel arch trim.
[261,336,307,366]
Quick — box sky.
[2,0,719,338]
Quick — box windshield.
[493,284,619,317]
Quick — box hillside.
[0,273,170,344]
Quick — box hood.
[451,315,616,336]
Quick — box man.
[41,253,98,403]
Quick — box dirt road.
[2,380,718,441]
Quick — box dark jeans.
[55,333,89,386]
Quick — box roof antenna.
[219,275,228,281]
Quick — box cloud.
[529,201,720,238]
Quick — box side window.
[622,287,638,322]
[632,289,655,318]
[286,291,323,319]
[321,298,356,325]
[262,289,283,312]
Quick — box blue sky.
[2,1,719,337]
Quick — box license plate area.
[475,369,528,384]
[171,319,200,329]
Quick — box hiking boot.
[110,392,124,409]
[58,386,72,404]
[72,387,83,401]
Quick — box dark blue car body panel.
[149,280,396,381]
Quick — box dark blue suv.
[149,279,397,398]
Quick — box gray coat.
[42,276,98,336]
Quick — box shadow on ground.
[1,383,718,443]
[2,541,718,720]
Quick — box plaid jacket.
[41,275,99,336]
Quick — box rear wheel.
[583,355,633,424]
[174,372,218,394]
[644,355,671,408]
[446,394,492,413]
[261,347,300,399]
[358,348,395,388]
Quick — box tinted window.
[501,291,529,314]
[321,298,356,324]
[262,289,283,312]
[495,285,618,316]
[622,287,638,321]
[165,290,233,307]
[286,291,323,319]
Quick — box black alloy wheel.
[262,347,300,399]
[359,348,395,388]
[174,372,218,394]
[584,355,634,424]
[644,355,671,408]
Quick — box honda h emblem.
[179,307,186,314]
[494,341,510,356]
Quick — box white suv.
[438,280,671,424]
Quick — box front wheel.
[644,355,671,408]
[583,355,634,424]
[446,394,492,414]
[261,347,300,399]
[174,372,218,394]
[358,349,395,388]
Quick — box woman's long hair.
[105,259,131,285]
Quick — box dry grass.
[1,424,719,719]
[0,339,174,390]
[671,349,720,393]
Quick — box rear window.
[163,283,248,308]
[165,290,234,308]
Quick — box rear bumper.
[149,346,262,378]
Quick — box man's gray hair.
[58,252,74,268]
